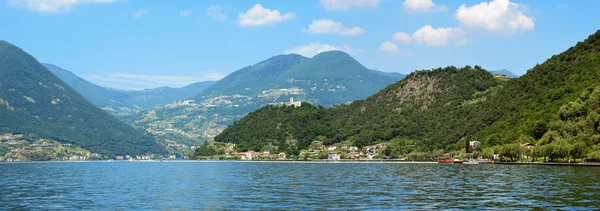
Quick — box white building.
[328,153,341,160]
[285,97,301,107]
[469,141,481,150]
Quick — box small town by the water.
[2,0,600,210]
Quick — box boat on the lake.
[464,159,479,164]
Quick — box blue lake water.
[1,161,599,210]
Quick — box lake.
[0,161,599,210]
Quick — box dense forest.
[0,41,166,156]
[215,65,506,154]
[212,30,600,159]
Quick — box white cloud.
[180,10,192,16]
[402,0,448,13]
[7,0,116,13]
[284,42,364,57]
[206,5,226,21]
[392,32,411,44]
[84,72,222,90]
[455,0,534,34]
[238,4,295,27]
[320,0,379,10]
[412,25,457,46]
[340,44,365,56]
[378,41,399,52]
[303,19,365,37]
[134,9,148,18]
[393,25,465,47]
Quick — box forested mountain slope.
[0,41,166,156]
[214,30,600,157]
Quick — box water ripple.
[1,162,599,210]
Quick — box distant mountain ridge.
[489,69,519,78]
[195,51,405,106]
[130,51,405,155]
[44,63,215,116]
[0,40,166,156]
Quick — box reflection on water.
[1,162,599,210]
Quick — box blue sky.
[1,0,599,90]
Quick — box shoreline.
[0,160,439,164]
[494,162,600,167]
[3,160,600,166]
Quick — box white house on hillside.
[285,97,301,107]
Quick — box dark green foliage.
[215,30,600,157]
[475,30,600,144]
[216,66,504,154]
[0,41,166,156]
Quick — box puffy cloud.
[238,4,295,27]
[402,0,448,13]
[392,32,411,44]
[133,9,148,18]
[455,0,534,34]
[378,41,399,52]
[320,0,379,10]
[206,5,226,21]
[180,10,192,16]
[412,25,458,46]
[6,0,116,13]
[284,42,364,57]
[393,25,465,47]
[303,19,365,37]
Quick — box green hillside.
[214,66,504,154]
[0,41,166,156]
[195,51,404,106]
[44,63,214,116]
[474,30,600,145]
[212,30,600,159]
[130,51,404,155]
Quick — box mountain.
[214,65,505,154]
[212,30,600,159]
[0,41,166,156]
[195,51,404,106]
[374,70,407,80]
[44,63,215,116]
[489,69,519,78]
[129,51,403,155]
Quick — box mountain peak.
[313,50,352,58]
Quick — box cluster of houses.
[114,154,163,160]
[234,151,288,160]
[316,143,387,160]
[62,154,98,161]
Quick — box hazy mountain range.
[44,63,215,117]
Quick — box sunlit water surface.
[1,161,599,210]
